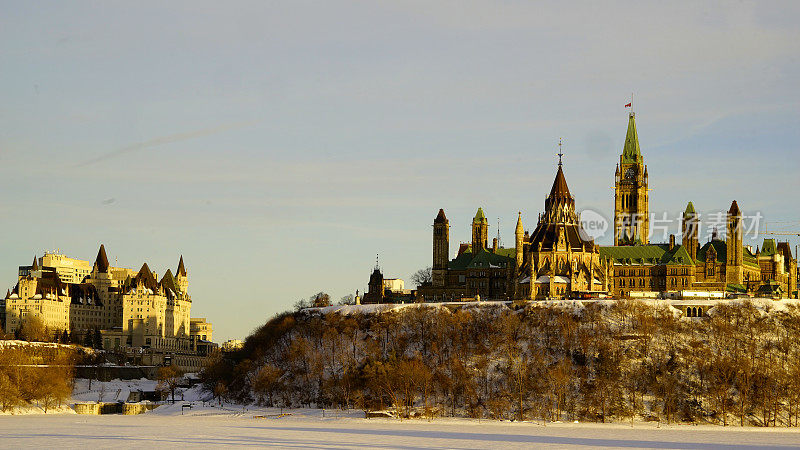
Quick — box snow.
[3,379,799,447]
[71,378,161,403]
[0,340,89,350]
[2,408,799,448]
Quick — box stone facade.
[414,112,797,301]
[3,246,214,369]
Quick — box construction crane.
[763,221,800,237]
[761,222,800,262]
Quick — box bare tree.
[252,363,283,406]
[312,292,331,308]
[157,364,184,403]
[18,315,48,342]
[410,267,432,287]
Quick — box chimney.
[492,238,498,253]
[669,234,675,251]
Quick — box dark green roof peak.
[684,201,696,215]
[761,239,777,256]
[621,112,643,164]
[473,207,487,223]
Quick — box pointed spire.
[135,262,158,290]
[615,164,620,175]
[515,212,524,234]
[434,208,448,224]
[139,262,151,276]
[684,201,696,216]
[621,112,642,163]
[728,200,740,216]
[549,165,572,199]
[31,255,38,271]
[177,255,187,277]
[473,207,487,224]
[94,244,109,273]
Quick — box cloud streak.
[75,120,257,167]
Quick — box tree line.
[0,343,84,412]
[201,299,800,426]
[6,315,104,350]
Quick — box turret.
[726,200,743,286]
[91,244,112,296]
[176,256,188,294]
[682,202,698,261]
[614,112,649,245]
[366,256,385,304]
[472,208,488,252]
[515,212,524,269]
[432,209,449,287]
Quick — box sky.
[1,1,799,342]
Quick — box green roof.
[761,239,777,256]
[684,202,696,215]
[599,243,693,266]
[448,247,514,271]
[495,247,516,259]
[448,251,474,270]
[727,283,746,292]
[697,240,759,268]
[621,113,643,164]
[473,207,487,223]
[743,247,758,267]
[697,240,726,263]
[466,249,512,269]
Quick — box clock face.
[625,168,636,179]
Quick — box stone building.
[614,113,650,245]
[360,258,416,304]
[3,246,214,370]
[418,162,608,301]
[412,112,797,301]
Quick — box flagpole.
[631,92,634,114]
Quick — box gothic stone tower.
[682,202,699,262]
[614,112,649,245]
[432,209,449,287]
[472,208,488,252]
[726,200,744,286]
[176,255,188,294]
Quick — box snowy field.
[2,379,800,448]
[3,405,800,449]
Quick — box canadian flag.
[625,102,632,108]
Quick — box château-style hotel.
[2,246,214,370]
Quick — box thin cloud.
[75,120,257,167]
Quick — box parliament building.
[397,113,797,302]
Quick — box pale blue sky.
[2,1,798,341]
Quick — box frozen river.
[2,405,800,449]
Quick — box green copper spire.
[684,201,696,216]
[473,207,487,223]
[621,113,642,164]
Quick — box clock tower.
[614,112,649,245]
